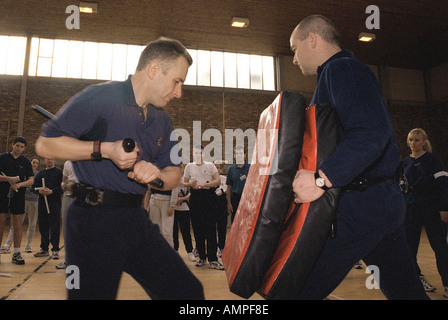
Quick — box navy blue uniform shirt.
[42,76,179,195]
[226,162,250,195]
[403,152,448,211]
[312,50,400,187]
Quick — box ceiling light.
[358,32,376,42]
[79,2,97,13]
[231,17,249,28]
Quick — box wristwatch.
[314,171,330,191]
[91,141,102,161]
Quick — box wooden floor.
[0,225,446,300]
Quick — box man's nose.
[173,84,182,98]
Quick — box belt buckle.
[85,186,103,206]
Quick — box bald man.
[290,15,428,300]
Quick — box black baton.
[123,138,164,189]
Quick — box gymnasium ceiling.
[0,0,447,70]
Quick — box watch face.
[316,177,325,187]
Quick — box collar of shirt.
[316,50,355,79]
[123,75,157,126]
[236,162,250,170]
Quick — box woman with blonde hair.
[403,128,448,298]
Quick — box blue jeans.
[65,203,204,300]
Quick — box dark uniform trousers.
[294,180,429,300]
[189,189,218,262]
[65,203,204,300]
[405,202,448,287]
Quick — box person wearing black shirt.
[290,15,428,299]
[403,128,448,298]
[0,137,34,265]
[32,158,63,259]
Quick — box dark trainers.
[12,252,25,265]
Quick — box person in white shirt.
[183,145,223,270]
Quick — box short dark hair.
[294,15,340,46]
[13,136,27,146]
[136,37,193,71]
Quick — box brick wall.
[1,73,447,168]
[0,75,277,164]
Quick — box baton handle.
[122,138,164,189]
[122,138,135,153]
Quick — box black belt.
[150,188,171,196]
[71,183,143,208]
[342,177,392,192]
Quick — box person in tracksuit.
[290,15,428,299]
[403,128,448,298]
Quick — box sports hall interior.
[0,0,447,300]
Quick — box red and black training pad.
[222,91,307,299]
[258,103,340,299]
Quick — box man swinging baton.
[35,37,204,300]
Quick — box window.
[28,37,144,80]
[0,36,27,75]
[185,49,276,91]
[1,35,277,91]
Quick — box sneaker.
[195,259,206,267]
[187,252,196,262]
[419,275,436,292]
[52,251,59,260]
[193,247,199,258]
[217,248,223,259]
[354,261,362,269]
[209,260,225,270]
[24,246,32,253]
[34,249,49,257]
[0,245,11,254]
[55,261,66,269]
[443,286,448,298]
[12,252,25,265]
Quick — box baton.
[122,138,164,189]
[42,178,50,214]
[31,104,55,119]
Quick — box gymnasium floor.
[0,225,446,300]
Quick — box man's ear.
[308,32,318,49]
[146,61,160,80]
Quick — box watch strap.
[91,141,102,161]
